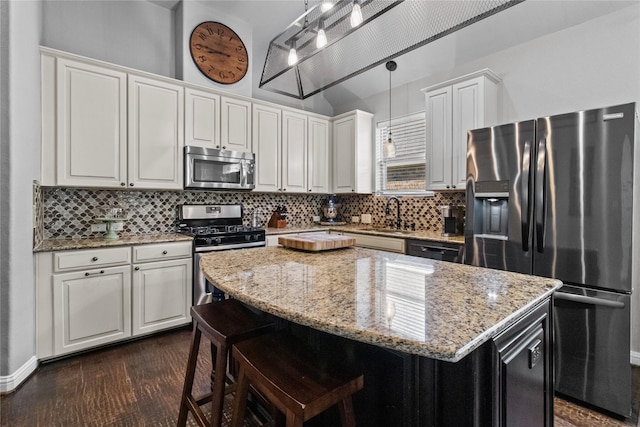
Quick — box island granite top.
[201,246,561,362]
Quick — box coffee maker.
[440,205,465,236]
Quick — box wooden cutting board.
[278,233,356,251]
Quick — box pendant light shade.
[316,20,328,48]
[320,0,334,12]
[350,0,363,27]
[385,60,397,159]
[287,41,298,66]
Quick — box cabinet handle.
[120,182,125,187]
[222,146,226,150]
[91,257,98,262]
[446,185,450,189]
[134,266,140,271]
[216,145,220,149]
[452,185,456,189]
[85,270,104,276]
[129,183,134,187]
[162,250,168,255]
[351,189,355,192]
[282,188,286,191]
[308,189,312,192]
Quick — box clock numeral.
[208,65,216,72]
[236,66,243,72]
[229,71,236,79]
[229,36,234,42]
[207,26,215,36]
[219,71,227,79]
[217,28,225,36]
[237,57,246,63]
[236,46,244,52]
[198,55,206,63]
[198,32,207,41]
[194,43,203,51]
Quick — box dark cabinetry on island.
[292,299,552,427]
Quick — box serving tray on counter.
[278,233,356,252]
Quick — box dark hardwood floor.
[1,327,638,426]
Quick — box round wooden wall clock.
[189,21,248,85]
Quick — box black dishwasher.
[405,239,463,263]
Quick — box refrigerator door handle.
[554,292,625,309]
[535,137,547,253]
[521,140,532,251]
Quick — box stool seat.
[177,299,274,427]
[231,332,364,427]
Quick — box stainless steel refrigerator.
[465,102,636,417]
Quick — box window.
[376,112,432,196]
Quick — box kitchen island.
[201,246,562,426]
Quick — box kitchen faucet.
[385,197,402,230]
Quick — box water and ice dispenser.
[472,180,510,239]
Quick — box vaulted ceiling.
[152,0,636,108]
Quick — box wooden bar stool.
[231,332,364,427]
[177,299,274,427]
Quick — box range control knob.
[213,237,222,244]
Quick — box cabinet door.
[185,88,220,150]
[333,116,356,193]
[282,110,307,193]
[53,265,131,356]
[425,87,453,191]
[221,96,252,152]
[452,77,484,189]
[56,58,127,187]
[308,117,330,193]
[128,75,184,189]
[132,258,192,336]
[253,104,282,192]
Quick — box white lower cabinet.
[53,265,132,356]
[36,241,192,359]
[132,258,191,336]
[330,231,405,253]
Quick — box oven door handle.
[554,292,625,308]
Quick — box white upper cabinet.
[332,110,373,194]
[307,117,330,193]
[253,103,282,192]
[281,110,308,193]
[53,57,128,188]
[128,74,184,190]
[422,69,500,191]
[41,49,185,190]
[221,96,252,153]
[185,88,220,150]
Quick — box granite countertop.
[33,233,193,252]
[201,246,561,362]
[265,224,464,244]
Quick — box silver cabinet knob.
[134,266,140,271]
[129,183,134,187]
[162,250,168,255]
[91,257,98,261]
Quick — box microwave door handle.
[535,137,547,253]
[521,139,532,252]
[240,161,247,187]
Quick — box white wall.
[42,0,174,77]
[0,0,42,389]
[336,3,640,128]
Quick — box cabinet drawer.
[133,241,192,263]
[54,247,131,272]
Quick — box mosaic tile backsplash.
[39,187,465,240]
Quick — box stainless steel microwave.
[184,146,255,190]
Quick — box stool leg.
[338,397,357,427]
[210,341,228,427]
[177,323,202,427]
[285,409,304,427]
[231,366,250,427]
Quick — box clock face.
[189,22,248,85]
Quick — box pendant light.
[316,19,327,48]
[350,0,363,28]
[384,60,397,159]
[287,40,298,66]
[320,0,334,12]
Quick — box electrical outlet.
[112,222,124,231]
[91,223,107,233]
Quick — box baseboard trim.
[631,351,640,366]
[0,356,38,393]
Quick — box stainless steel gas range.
[176,204,265,305]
